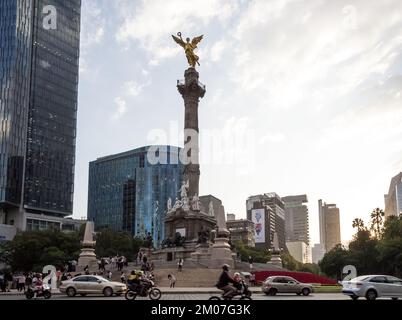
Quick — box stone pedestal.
[209,228,234,268]
[77,248,98,270]
[77,222,98,270]
[267,254,283,267]
[165,207,216,243]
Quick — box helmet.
[234,272,240,277]
[222,264,230,271]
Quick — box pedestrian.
[250,273,256,286]
[178,259,183,272]
[168,274,176,288]
[248,256,253,270]
[18,274,26,292]
[108,271,113,280]
[120,272,126,284]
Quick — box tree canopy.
[320,212,402,280]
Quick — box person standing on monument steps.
[178,259,183,272]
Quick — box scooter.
[25,284,52,300]
[125,277,162,300]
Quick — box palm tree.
[370,208,385,239]
[352,218,365,232]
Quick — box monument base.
[267,254,283,267]
[209,234,234,268]
[77,248,98,270]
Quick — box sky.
[74,0,402,244]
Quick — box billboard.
[251,209,265,243]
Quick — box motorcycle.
[209,281,252,300]
[25,284,52,300]
[125,277,162,300]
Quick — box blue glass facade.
[0,0,33,206]
[0,0,81,220]
[88,146,183,246]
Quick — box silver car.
[262,276,313,296]
[342,275,402,300]
[60,275,127,297]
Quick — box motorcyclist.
[32,274,43,298]
[127,270,143,293]
[216,264,237,299]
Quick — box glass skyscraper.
[88,146,183,247]
[0,0,81,230]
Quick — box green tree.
[348,228,379,275]
[352,218,366,232]
[370,208,385,239]
[7,230,81,271]
[233,241,271,263]
[319,244,350,280]
[95,229,144,261]
[377,216,402,277]
[281,252,300,271]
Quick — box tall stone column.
[177,67,206,198]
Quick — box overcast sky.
[74,0,402,244]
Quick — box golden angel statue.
[172,33,204,68]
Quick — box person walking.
[178,259,183,272]
[168,274,176,288]
[108,271,113,280]
[120,272,126,284]
[248,256,253,270]
[18,274,26,292]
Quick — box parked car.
[342,275,402,300]
[59,275,127,297]
[261,276,313,296]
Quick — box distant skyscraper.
[87,146,182,247]
[282,195,310,245]
[311,243,326,264]
[246,193,286,251]
[384,172,402,218]
[318,199,341,252]
[0,0,81,231]
[226,214,255,247]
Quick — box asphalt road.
[0,293,353,300]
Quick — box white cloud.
[113,97,127,119]
[210,40,226,62]
[115,0,239,61]
[79,1,106,74]
[124,81,144,97]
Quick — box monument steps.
[153,268,223,287]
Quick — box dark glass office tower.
[88,146,183,247]
[0,0,81,229]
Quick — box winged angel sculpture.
[172,33,204,68]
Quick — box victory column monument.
[152,34,234,268]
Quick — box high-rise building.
[225,214,255,247]
[318,199,341,252]
[311,243,326,264]
[384,172,402,218]
[286,241,311,264]
[87,146,183,247]
[0,0,81,232]
[282,195,310,245]
[246,193,286,251]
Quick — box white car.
[342,275,402,300]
